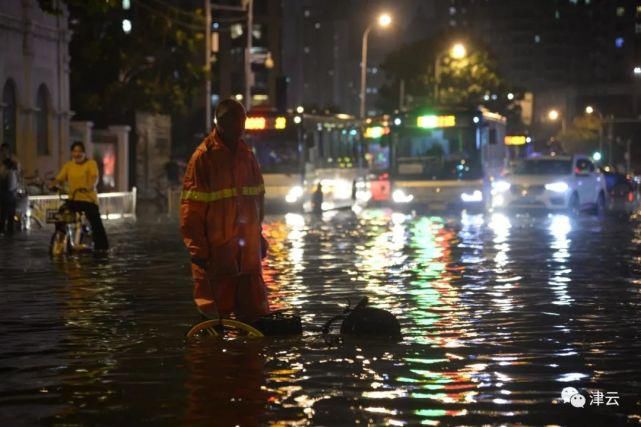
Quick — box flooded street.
[1,209,640,425]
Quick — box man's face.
[218,111,246,142]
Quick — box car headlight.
[545,181,569,193]
[392,189,414,203]
[492,180,511,192]
[460,190,483,203]
[285,186,304,203]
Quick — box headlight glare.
[492,181,511,192]
[545,182,569,193]
[461,190,483,203]
[285,186,304,203]
[392,189,414,203]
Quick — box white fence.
[27,188,137,224]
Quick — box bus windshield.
[394,127,481,180]
[245,130,300,174]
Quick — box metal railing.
[27,187,137,223]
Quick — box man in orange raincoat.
[180,99,270,322]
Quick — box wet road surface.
[1,209,640,425]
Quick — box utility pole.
[359,25,371,119]
[204,0,212,133]
[244,0,253,112]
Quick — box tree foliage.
[378,33,522,120]
[40,0,204,125]
[557,113,602,155]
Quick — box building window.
[638,5,641,15]
[2,80,17,152]
[534,34,541,43]
[616,6,625,17]
[615,37,624,48]
[36,84,49,156]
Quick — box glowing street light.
[450,43,466,59]
[360,13,393,118]
[585,105,594,114]
[548,109,559,121]
[434,42,467,104]
[378,13,392,27]
[634,66,641,76]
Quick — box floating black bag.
[251,311,303,336]
[323,297,402,341]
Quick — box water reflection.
[548,215,574,307]
[184,341,269,424]
[1,212,640,425]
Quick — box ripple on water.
[0,213,640,425]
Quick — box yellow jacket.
[55,159,99,204]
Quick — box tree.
[378,33,521,118]
[39,0,205,127]
[556,113,602,155]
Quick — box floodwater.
[1,209,640,426]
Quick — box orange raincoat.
[180,131,270,321]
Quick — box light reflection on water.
[0,211,640,425]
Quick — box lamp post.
[434,42,466,105]
[585,105,605,163]
[359,13,391,119]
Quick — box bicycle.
[186,311,302,341]
[186,318,264,340]
[47,188,93,256]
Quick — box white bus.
[244,111,367,212]
[365,108,507,211]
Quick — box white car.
[491,155,607,214]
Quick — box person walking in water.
[180,99,270,322]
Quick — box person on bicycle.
[180,99,270,322]
[50,142,109,251]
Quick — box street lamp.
[586,105,610,166]
[434,42,466,105]
[360,13,392,118]
[547,108,566,133]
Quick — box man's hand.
[191,257,207,270]
[260,234,269,259]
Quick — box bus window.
[395,127,481,180]
[246,131,300,174]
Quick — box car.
[601,171,639,215]
[491,155,607,214]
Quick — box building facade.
[0,0,70,178]
[214,0,283,110]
